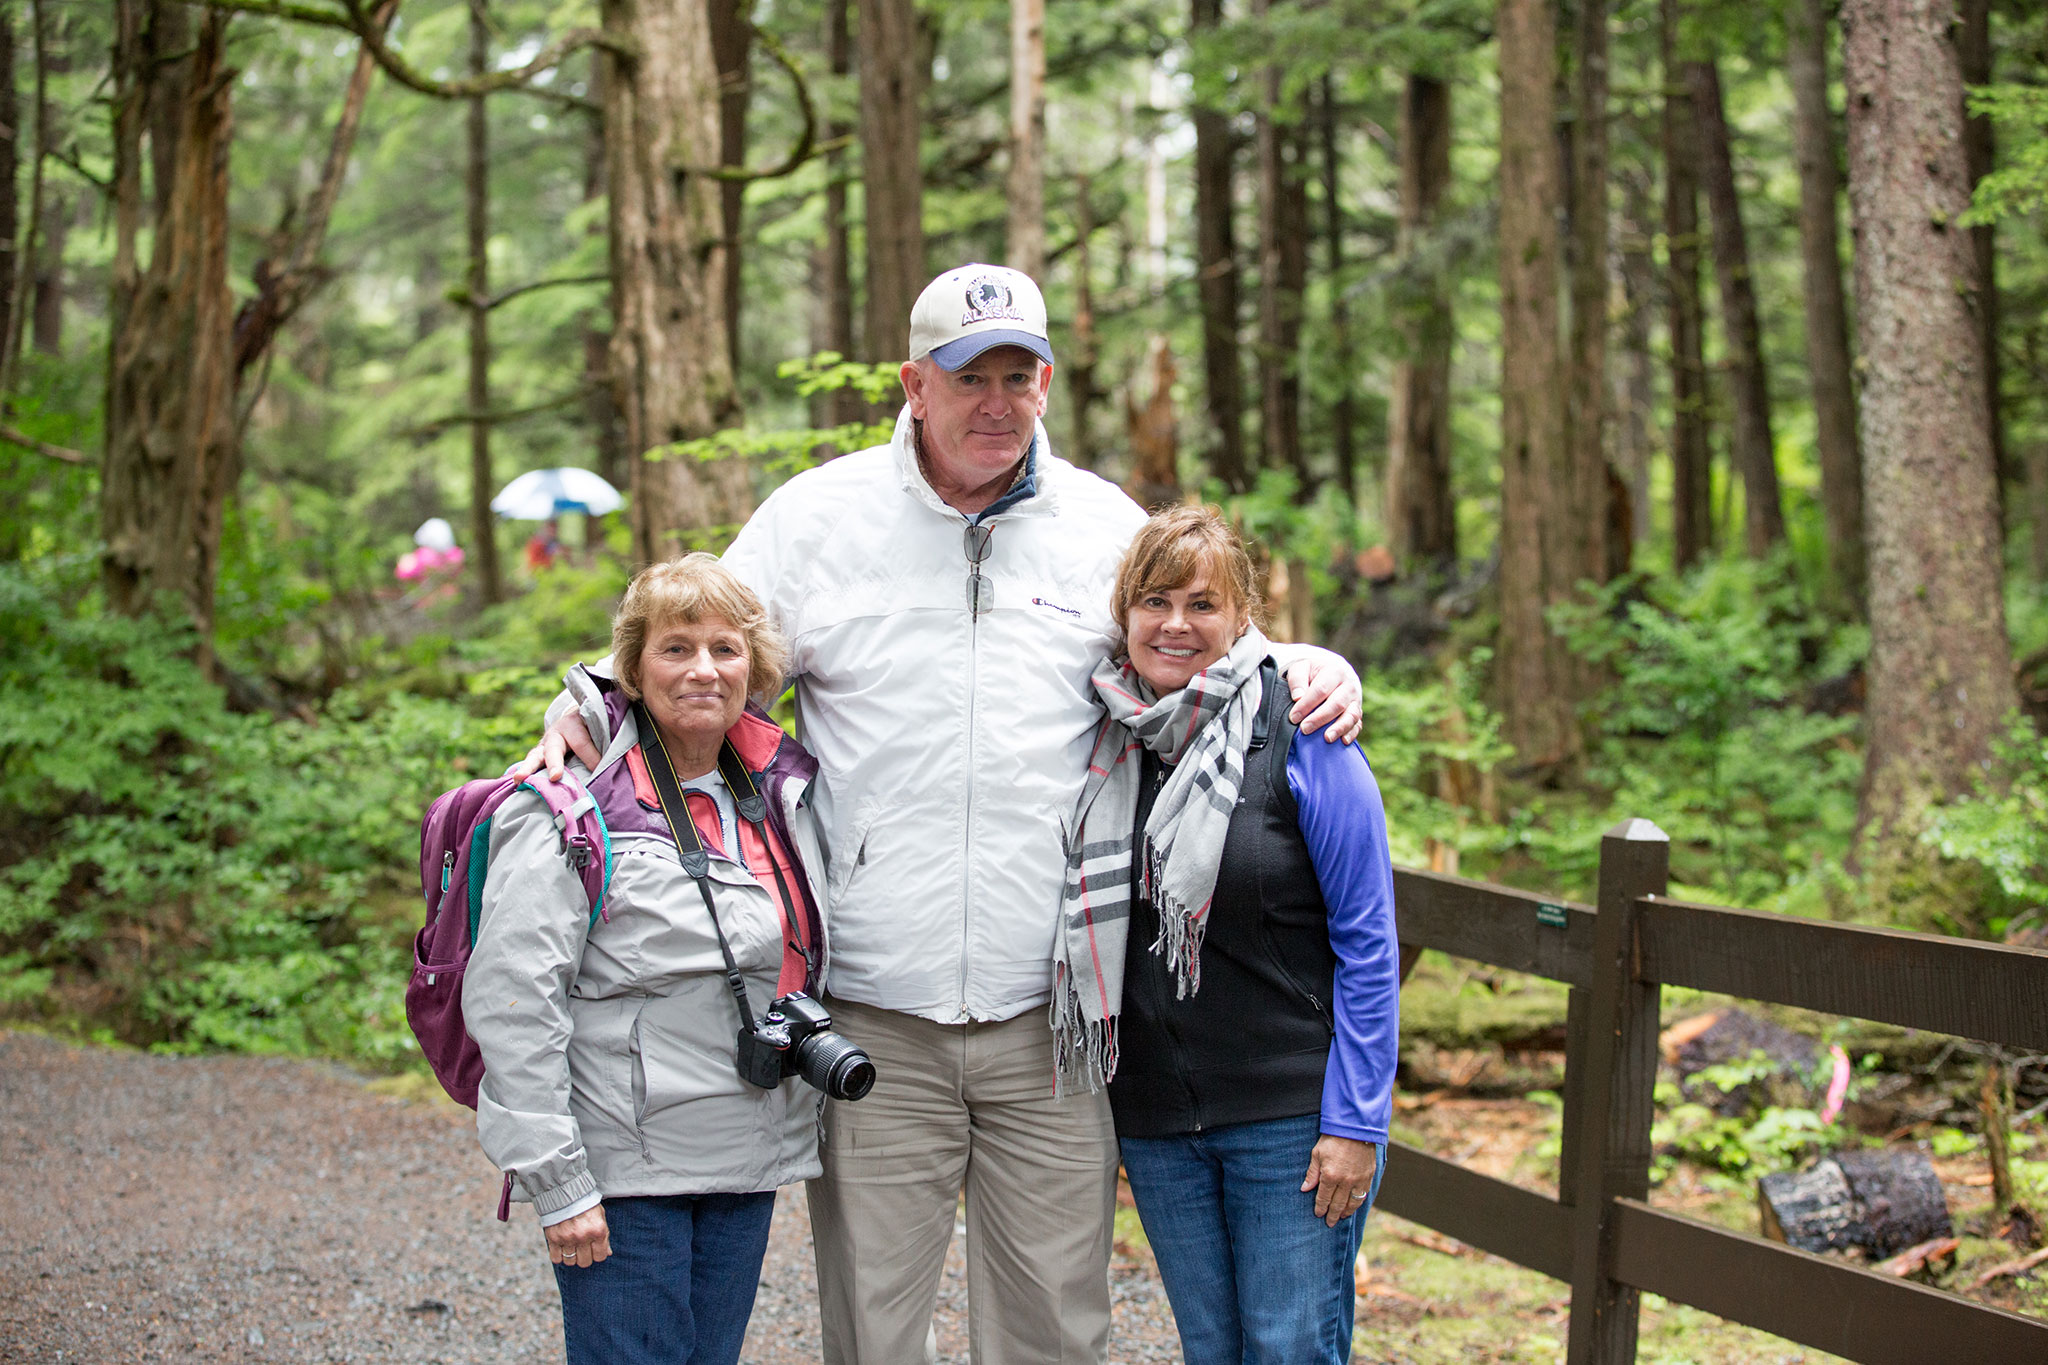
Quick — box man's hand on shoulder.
[507,712,603,782]
[1282,647,1363,746]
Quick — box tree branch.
[400,387,588,439]
[683,24,825,184]
[447,271,609,312]
[1,422,87,465]
[50,145,114,193]
[187,0,629,100]
[236,0,394,378]
[340,0,629,100]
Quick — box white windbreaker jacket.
[724,409,1146,1023]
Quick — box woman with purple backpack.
[464,554,866,1365]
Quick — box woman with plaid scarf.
[1053,505,1401,1365]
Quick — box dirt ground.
[0,1029,1180,1365]
[10,1027,2042,1364]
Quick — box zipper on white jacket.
[956,531,979,1022]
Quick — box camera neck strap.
[630,703,817,1027]
[633,703,765,1035]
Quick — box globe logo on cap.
[962,277,1023,326]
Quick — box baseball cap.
[907,264,1055,370]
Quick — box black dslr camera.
[736,992,876,1101]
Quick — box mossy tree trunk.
[601,0,752,564]
[1495,0,1583,769]
[1005,0,1045,278]
[1788,0,1866,612]
[1688,57,1786,555]
[1190,0,1248,493]
[1386,72,1456,569]
[100,10,237,673]
[1661,0,1713,571]
[857,0,924,370]
[1842,0,2016,832]
[1566,0,1612,585]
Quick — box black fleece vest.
[1107,665,1338,1139]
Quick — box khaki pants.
[807,997,1118,1365]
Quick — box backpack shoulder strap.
[1249,658,1284,752]
[511,773,614,926]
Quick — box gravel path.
[0,1031,1182,1364]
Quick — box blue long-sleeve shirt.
[1286,733,1401,1144]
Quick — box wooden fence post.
[1566,818,1670,1365]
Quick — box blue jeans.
[553,1191,777,1365]
[1120,1113,1384,1365]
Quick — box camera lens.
[791,1031,876,1101]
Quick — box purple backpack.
[408,773,613,1110]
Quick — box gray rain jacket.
[466,682,827,1220]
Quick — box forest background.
[2,0,2047,1285]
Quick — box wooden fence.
[1379,817,2048,1363]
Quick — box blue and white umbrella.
[490,467,624,520]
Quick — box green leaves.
[0,565,536,1062]
[1963,85,2048,228]
[1552,558,1865,905]
[1924,715,2048,939]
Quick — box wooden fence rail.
[1377,817,2048,1364]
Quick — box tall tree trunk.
[109,0,144,341]
[1956,0,2002,485]
[1496,0,1580,769]
[1616,166,1655,558]
[582,66,626,494]
[1386,71,1455,567]
[0,6,16,368]
[1842,0,2016,829]
[857,0,923,368]
[1662,0,1712,570]
[26,2,69,358]
[1254,0,1309,494]
[1317,74,1356,509]
[1005,0,1045,277]
[142,0,190,222]
[1066,172,1100,470]
[465,0,502,603]
[1788,0,1865,610]
[2,0,46,392]
[1567,0,1611,584]
[1144,67,1170,291]
[810,0,861,431]
[1123,337,1180,510]
[2031,434,2048,586]
[1191,0,1248,492]
[708,0,750,377]
[602,0,750,564]
[30,195,64,354]
[101,11,237,672]
[1688,58,1785,555]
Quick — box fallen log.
[1759,1147,1953,1259]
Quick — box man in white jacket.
[531,264,1361,1364]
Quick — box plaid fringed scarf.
[1051,628,1269,1094]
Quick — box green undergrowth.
[1355,1210,1861,1365]
[0,559,567,1063]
